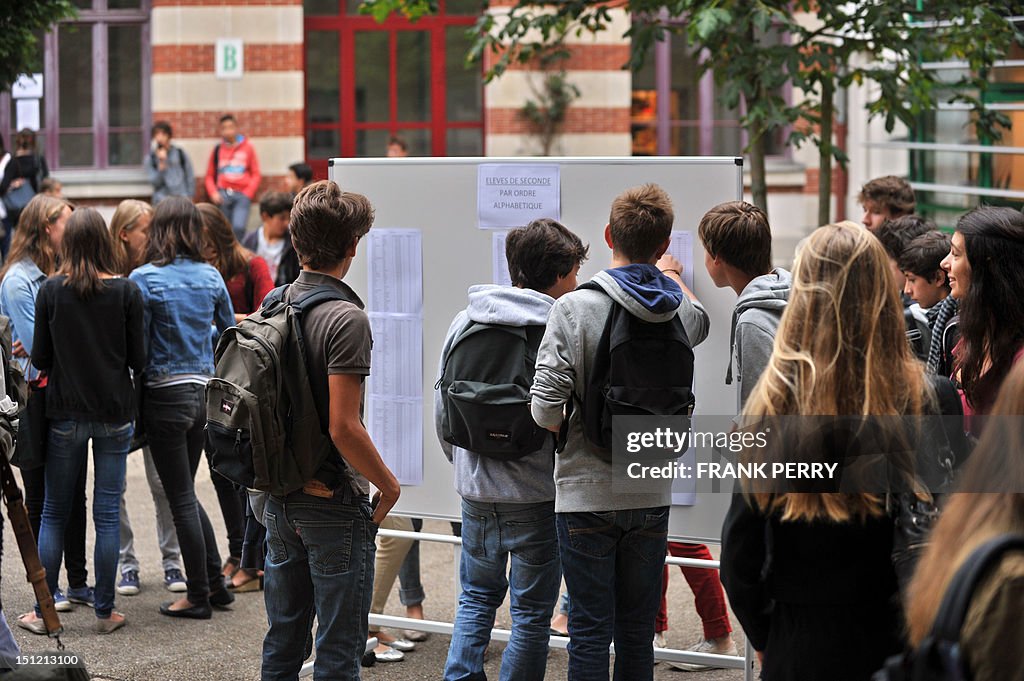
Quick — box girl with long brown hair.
[30,208,145,634]
[905,362,1024,681]
[0,194,93,625]
[197,202,273,322]
[130,196,235,619]
[720,222,934,681]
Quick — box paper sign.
[365,228,424,486]
[16,99,40,132]
[477,164,560,230]
[12,74,43,99]
[667,230,695,293]
[492,231,513,286]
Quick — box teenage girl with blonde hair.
[720,222,937,681]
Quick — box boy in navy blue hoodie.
[531,184,709,681]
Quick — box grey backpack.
[205,285,349,495]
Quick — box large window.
[305,0,484,175]
[0,0,149,170]
[631,28,787,159]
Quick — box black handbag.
[890,376,969,595]
[11,377,47,470]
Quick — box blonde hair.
[1,194,70,279]
[109,199,153,275]
[742,221,931,522]
[905,363,1024,645]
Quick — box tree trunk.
[817,77,834,227]
[749,131,768,217]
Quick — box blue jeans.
[444,500,560,681]
[38,420,132,619]
[261,489,377,681]
[220,190,252,241]
[556,507,670,681]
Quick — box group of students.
[0,184,314,639]
[401,176,1023,681]
[0,165,1019,681]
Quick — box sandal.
[16,612,47,636]
[221,556,241,579]
[228,569,264,592]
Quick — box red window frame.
[304,3,483,177]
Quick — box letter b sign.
[216,39,244,80]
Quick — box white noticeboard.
[331,157,744,543]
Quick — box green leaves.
[692,7,731,41]
[0,0,76,93]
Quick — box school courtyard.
[1,451,750,680]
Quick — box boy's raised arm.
[531,301,578,432]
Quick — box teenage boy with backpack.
[435,218,588,681]
[530,184,709,681]
[898,230,959,377]
[257,180,401,681]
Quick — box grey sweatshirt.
[530,267,710,513]
[728,268,791,411]
[146,144,196,204]
[435,285,557,504]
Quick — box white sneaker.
[653,632,667,666]
[668,637,739,672]
[373,646,404,663]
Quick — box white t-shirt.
[256,228,286,282]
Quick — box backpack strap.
[286,285,353,432]
[930,534,1024,642]
[555,281,606,452]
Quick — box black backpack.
[905,306,932,362]
[437,322,551,460]
[575,281,695,461]
[205,285,350,495]
[874,534,1024,681]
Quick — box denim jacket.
[0,258,47,380]
[130,258,234,379]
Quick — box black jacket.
[721,494,903,681]
[32,276,146,423]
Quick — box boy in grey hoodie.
[436,218,587,681]
[530,184,709,681]
[699,201,791,411]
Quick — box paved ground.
[1,453,751,680]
